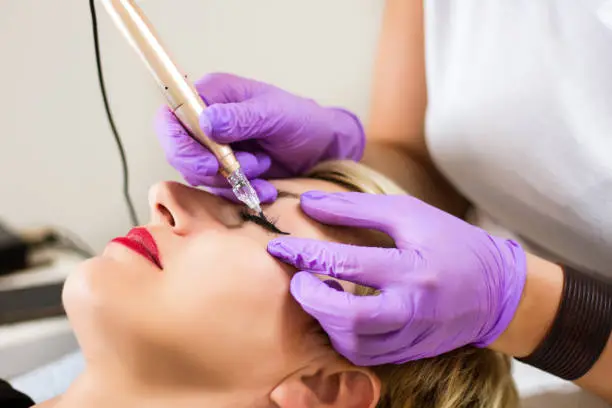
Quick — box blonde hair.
[306,160,519,408]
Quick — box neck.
[46,366,261,408]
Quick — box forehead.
[271,178,348,195]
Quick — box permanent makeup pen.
[100,0,262,214]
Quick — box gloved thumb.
[200,99,273,144]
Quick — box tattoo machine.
[100,0,262,214]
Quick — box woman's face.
[63,178,362,394]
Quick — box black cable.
[88,0,140,226]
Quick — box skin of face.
[61,178,373,404]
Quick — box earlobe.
[270,365,380,408]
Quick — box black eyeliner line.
[240,211,289,235]
[259,212,289,235]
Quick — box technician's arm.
[363,0,469,217]
[490,257,612,402]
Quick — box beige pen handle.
[100,0,239,176]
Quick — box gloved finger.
[347,343,432,366]
[335,326,428,360]
[268,238,417,289]
[338,345,420,367]
[189,151,272,187]
[289,272,409,334]
[333,335,436,366]
[330,339,402,367]
[200,99,278,144]
[296,191,405,238]
[208,179,278,204]
[155,107,220,171]
[263,163,294,179]
[194,72,263,104]
[155,105,273,181]
[229,140,293,177]
[169,153,220,180]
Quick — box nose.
[149,181,237,235]
[150,181,225,235]
[148,182,194,235]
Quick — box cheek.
[151,234,315,377]
[159,234,296,342]
[162,234,281,297]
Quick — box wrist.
[489,254,564,357]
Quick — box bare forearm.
[362,142,470,217]
[576,337,612,401]
[490,255,612,402]
[364,0,468,217]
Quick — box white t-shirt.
[424,0,612,278]
[424,2,612,404]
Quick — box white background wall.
[0,0,383,251]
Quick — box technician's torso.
[424,0,612,277]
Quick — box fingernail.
[324,280,344,292]
[267,240,295,261]
[302,191,331,201]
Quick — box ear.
[270,364,381,408]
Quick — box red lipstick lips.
[111,227,162,269]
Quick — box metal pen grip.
[100,0,239,176]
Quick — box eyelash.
[239,210,277,225]
[239,210,289,235]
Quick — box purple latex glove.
[267,192,527,365]
[155,73,365,203]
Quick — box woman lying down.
[1,160,518,408]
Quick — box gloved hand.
[155,73,365,203]
[267,191,527,365]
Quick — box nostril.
[157,204,175,226]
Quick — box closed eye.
[239,210,289,235]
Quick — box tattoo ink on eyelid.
[239,210,290,235]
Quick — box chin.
[62,256,118,327]
[63,256,137,357]
[62,258,96,323]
